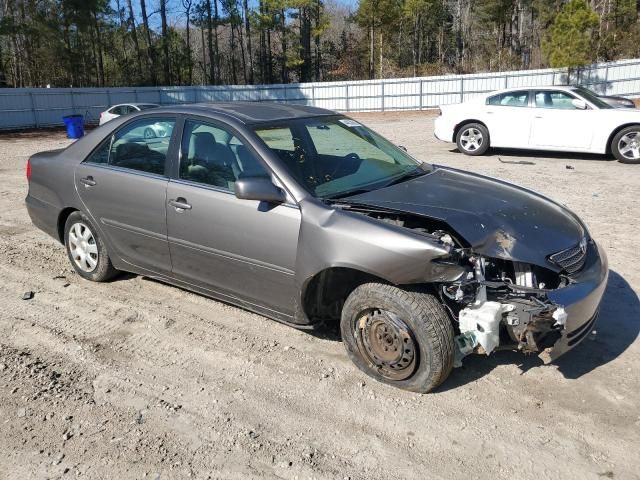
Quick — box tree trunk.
[92,10,105,86]
[314,0,321,81]
[140,0,157,84]
[183,0,193,84]
[369,22,374,79]
[280,9,287,83]
[160,0,170,85]
[127,0,143,81]
[243,0,254,84]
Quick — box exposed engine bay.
[340,203,573,365]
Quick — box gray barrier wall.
[1,58,639,130]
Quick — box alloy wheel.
[460,127,484,152]
[618,131,640,160]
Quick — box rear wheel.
[64,211,118,282]
[611,126,640,164]
[456,122,490,156]
[340,283,455,393]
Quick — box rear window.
[138,104,159,111]
[487,91,530,107]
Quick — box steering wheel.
[324,152,361,182]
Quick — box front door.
[166,118,301,317]
[75,116,177,274]
[529,90,594,149]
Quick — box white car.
[99,103,159,126]
[434,86,640,163]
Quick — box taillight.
[26,158,32,182]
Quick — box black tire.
[340,283,455,393]
[64,211,118,282]
[456,122,490,156]
[611,125,640,164]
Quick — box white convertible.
[434,86,640,163]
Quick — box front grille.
[549,240,587,275]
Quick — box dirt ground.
[0,111,638,480]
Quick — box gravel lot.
[0,111,639,480]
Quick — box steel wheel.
[355,308,417,381]
[617,131,640,160]
[460,127,484,152]
[68,222,98,273]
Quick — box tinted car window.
[487,91,530,107]
[180,120,269,191]
[535,91,578,109]
[110,106,124,115]
[84,118,175,174]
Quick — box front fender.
[294,200,465,320]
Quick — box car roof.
[485,85,575,97]
[139,102,337,124]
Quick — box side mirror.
[571,99,587,110]
[234,177,287,204]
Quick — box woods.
[0,0,638,88]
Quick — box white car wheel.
[612,126,640,164]
[456,123,490,156]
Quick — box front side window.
[84,118,175,175]
[180,120,269,191]
[535,91,579,109]
[487,91,530,107]
[255,117,429,199]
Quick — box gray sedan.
[25,103,608,392]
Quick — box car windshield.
[137,104,159,111]
[254,117,430,199]
[571,87,613,109]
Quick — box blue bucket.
[63,115,85,139]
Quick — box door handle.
[534,115,543,119]
[168,197,192,211]
[80,176,96,187]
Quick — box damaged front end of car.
[341,202,608,366]
[437,249,571,366]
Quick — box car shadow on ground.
[449,147,614,163]
[438,270,639,392]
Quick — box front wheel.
[456,122,490,156]
[340,283,455,393]
[611,126,640,164]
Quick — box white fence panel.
[1,58,639,130]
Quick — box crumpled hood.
[346,166,586,269]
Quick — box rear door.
[166,118,301,317]
[75,116,177,274]
[529,90,595,149]
[484,90,535,148]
